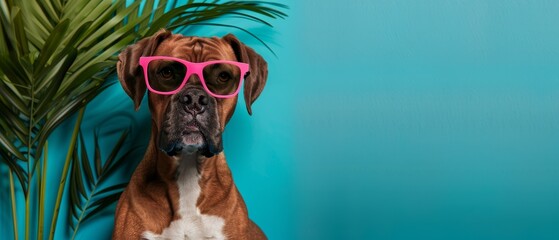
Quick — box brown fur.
[112,29,267,240]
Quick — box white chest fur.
[142,153,226,240]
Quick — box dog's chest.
[142,158,226,240]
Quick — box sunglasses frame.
[139,56,249,98]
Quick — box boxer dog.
[112,29,267,240]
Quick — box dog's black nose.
[179,88,208,114]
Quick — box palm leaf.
[68,129,138,239]
[0,151,27,193]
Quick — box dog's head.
[117,29,267,158]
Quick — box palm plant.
[0,0,286,239]
[68,128,140,239]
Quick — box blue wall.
[2,0,559,239]
[288,1,559,239]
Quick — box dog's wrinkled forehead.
[154,35,237,62]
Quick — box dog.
[112,29,268,240]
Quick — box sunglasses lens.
[203,63,242,96]
[147,59,187,93]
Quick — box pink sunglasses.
[139,56,249,98]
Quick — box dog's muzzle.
[158,87,223,158]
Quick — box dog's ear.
[117,29,172,110]
[222,34,268,115]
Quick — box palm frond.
[0,151,27,192]
[68,129,139,239]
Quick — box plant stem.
[9,169,19,240]
[26,64,36,240]
[38,141,48,240]
[48,108,85,240]
[24,184,29,240]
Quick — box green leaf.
[153,0,169,19]
[59,61,112,96]
[82,191,122,222]
[33,19,70,75]
[34,84,108,160]
[69,162,81,211]
[139,0,155,31]
[11,7,29,56]
[0,83,29,116]
[0,17,9,55]
[79,132,95,184]
[33,47,78,118]
[102,130,129,172]
[77,0,142,49]
[0,133,26,160]
[68,128,133,235]
[51,0,63,15]
[23,0,55,37]
[38,0,60,23]
[92,132,102,179]
[99,146,142,184]
[77,0,111,25]
[0,113,27,144]
[0,54,31,88]
[60,0,87,19]
[92,182,127,199]
[72,148,86,198]
[0,151,28,193]
[189,22,277,56]
[73,20,147,71]
[125,0,141,30]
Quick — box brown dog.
[112,29,268,240]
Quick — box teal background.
[2,0,559,239]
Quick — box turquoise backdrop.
[2,0,559,239]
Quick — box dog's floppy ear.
[117,29,172,110]
[222,34,268,115]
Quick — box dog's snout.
[179,88,209,114]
